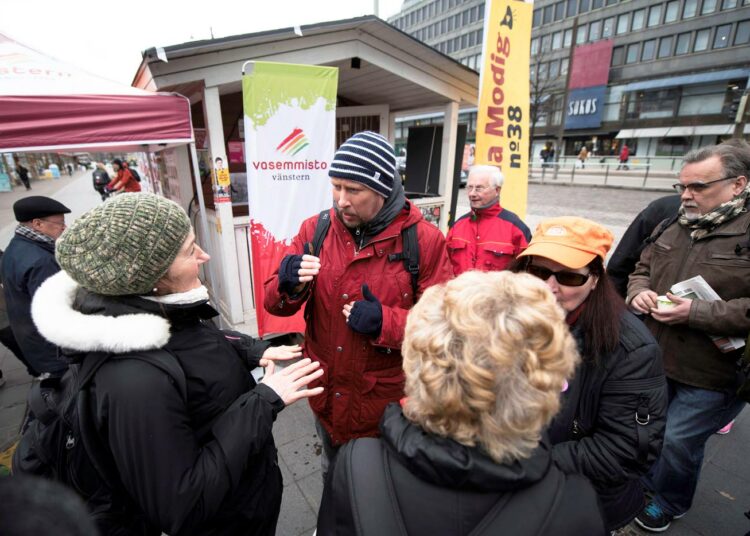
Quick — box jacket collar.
[471,201,502,221]
[380,403,552,492]
[31,271,176,354]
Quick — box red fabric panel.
[0,94,192,151]
[569,40,614,90]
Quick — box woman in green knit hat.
[23,192,323,536]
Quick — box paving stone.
[275,483,317,536]
[297,470,324,512]
[273,402,317,447]
[278,434,322,482]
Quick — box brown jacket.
[627,206,750,390]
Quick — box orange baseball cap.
[517,216,614,269]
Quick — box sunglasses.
[526,265,591,287]
[672,175,737,194]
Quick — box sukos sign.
[564,85,606,130]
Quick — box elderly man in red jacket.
[446,165,530,275]
[264,131,452,478]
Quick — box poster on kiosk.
[243,61,339,336]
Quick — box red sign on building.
[568,40,614,90]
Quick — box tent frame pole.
[188,142,224,328]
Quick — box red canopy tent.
[0,32,221,321]
[0,32,193,152]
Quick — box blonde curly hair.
[402,270,580,463]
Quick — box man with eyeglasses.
[627,140,750,533]
[1,196,71,377]
[445,165,530,275]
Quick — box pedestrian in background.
[14,158,31,190]
[514,216,667,532]
[107,158,140,193]
[578,145,589,169]
[318,270,606,535]
[92,162,111,201]
[618,143,630,170]
[24,193,322,536]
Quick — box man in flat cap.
[1,196,71,377]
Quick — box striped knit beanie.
[56,193,191,296]
[328,131,397,197]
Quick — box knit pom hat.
[56,193,191,296]
[328,131,397,197]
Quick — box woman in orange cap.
[512,216,667,532]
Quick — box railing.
[531,160,676,191]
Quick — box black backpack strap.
[635,395,651,465]
[346,439,407,536]
[307,209,331,257]
[644,215,679,246]
[401,224,420,299]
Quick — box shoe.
[635,501,681,532]
[716,420,734,435]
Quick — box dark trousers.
[0,325,39,376]
[314,417,341,483]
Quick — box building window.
[542,34,552,52]
[531,38,540,54]
[675,31,692,53]
[736,20,750,44]
[626,43,640,63]
[603,17,615,37]
[683,0,698,17]
[617,13,629,34]
[678,83,727,115]
[702,0,718,14]
[606,0,618,5]
[561,58,569,74]
[580,0,590,13]
[543,5,553,24]
[567,0,578,17]
[632,9,646,31]
[564,28,573,46]
[553,31,563,49]
[723,0,738,8]
[658,36,673,57]
[642,39,657,60]
[533,8,542,27]
[549,59,560,78]
[538,62,549,80]
[589,20,602,40]
[592,0,603,8]
[713,24,732,47]
[694,28,711,50]
[627,88,679,119]
[665,1,680,22]
[612,45,625,65]
[648,5,662,27]
[577,24,588,43]
[555,1,566,20]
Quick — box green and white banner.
[243,61,338,335]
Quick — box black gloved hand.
[347,284,383,338]
[278,254,303,295]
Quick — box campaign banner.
[243,62,338,336]
[475,0,532,219]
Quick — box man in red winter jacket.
[264,131,452,479]
[446,165,530,275]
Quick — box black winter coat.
[0,233,65,375]
[30,271,281,536]
[548,311,667,531]
[317,404,606,536]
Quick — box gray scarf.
[678,186,750,240]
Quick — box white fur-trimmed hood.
[32,271,171,353]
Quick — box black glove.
[278,254,303,295]
[348,284,383,338]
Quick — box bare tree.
[529,49,565,160]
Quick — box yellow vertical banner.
[475,0,532,219]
